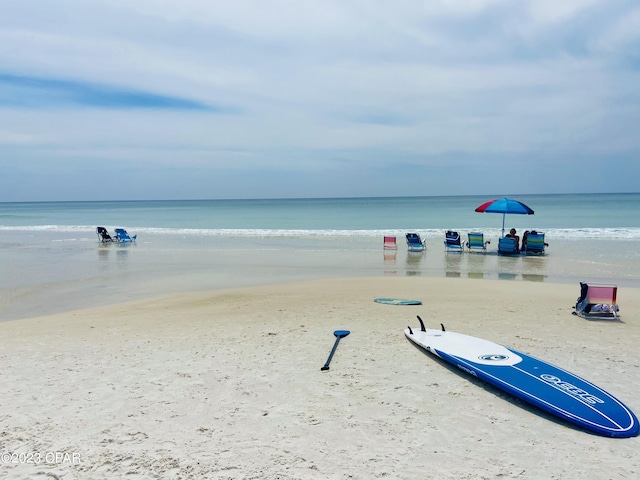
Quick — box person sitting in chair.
[505,228,520,251]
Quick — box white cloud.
[0,128,44,145]
[591,6,640,52]
[0,0,638,200]
[527,0,601,24]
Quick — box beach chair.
[383,236,397,250]
[96,226,114,243]
[444,230,463,252]
[497,236,518,255]
[574,283,619,320]
[114,228,137,243]
[523,231,546,255]
[465,232,490,251]
[405,233,426,252]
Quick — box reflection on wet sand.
[522,274,546,282]
[377,241,550,282]
[466,252,488,279]
[445,252,462,278]
[383,250,397,275]
[405,251,425,276]
[98,242,132,271]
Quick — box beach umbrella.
[475,197,534,237]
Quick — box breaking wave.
[2,225,640,240]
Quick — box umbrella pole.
[501,213,505,238]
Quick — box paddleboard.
[374,298,422,305]
[405,317,639,438]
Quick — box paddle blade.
[334,330,350,338]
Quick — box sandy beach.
[1,276,638,479]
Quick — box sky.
[0,0,639,201]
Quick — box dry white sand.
[1,276,638,479]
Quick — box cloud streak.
[0,74,220,110]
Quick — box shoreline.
[1,276,638,479]
[3,231,640,323]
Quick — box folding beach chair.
[497,236,518,255]
[444,230,463,252]
[574,283,619,320]
[523,231,547,255]
[114,228,137,243]
[405,233,426,252]
[96,226,114,243]
[383,236,397,250]
[466,232,490,251]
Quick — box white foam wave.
[2,225,640,240]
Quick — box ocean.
[1,193,639,321]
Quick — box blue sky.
[1,0,639,201]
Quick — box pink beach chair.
[383,236,397,250]
[574,283,619,320]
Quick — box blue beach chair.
[444,230,463,252]
[115,228,137,243]
[523,231,547,255]
[465,232,490,252]
[406,233,426,252]
[498,236,518,255]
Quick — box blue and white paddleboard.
[405,318,639,438]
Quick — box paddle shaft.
[321,333,349,371]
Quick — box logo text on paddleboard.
[540,374,604,405]
[479,354,509,361]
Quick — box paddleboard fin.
[407,326,413,335]
[441,323,446,332]
[417,316,426,332]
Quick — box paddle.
[320,330,350,371]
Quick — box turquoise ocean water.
[1,193,639,320]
